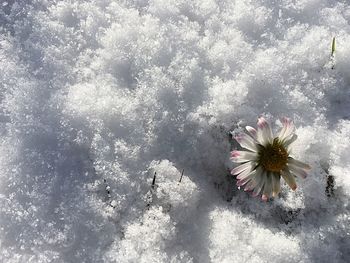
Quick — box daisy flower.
[231,117,311,201]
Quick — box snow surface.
[1,0,350,262]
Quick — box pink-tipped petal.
[288,164,308,179]
[237,169,255,183]
[278,117,295,141]
[288,158,311,170]
[244,179,256,192]
[262,173,273,198]
[243,186,250,192]
[237,169,258,189]
[231,151,240,158]
[246,126,257,140]
[235,133,258,152]
[236,168,251,180]
[281,169,297,190]
[231,162,252,176]
[271,173,281,197]
[237,175,253,187]
[256,117,273,145]
[252,187,263,197]
[230,150,257,163]
[236,180,245,187]
[237,166,260,180]
[283,134,298,148]
[252,170,266,197]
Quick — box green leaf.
[331,37,336,57]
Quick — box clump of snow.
[105,160,199,262]
[1,0,350,262]
[209,208,303,263]
[106,206,181,263]
[148,160,200,221]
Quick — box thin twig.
[151,172,156,189]
[179,169,184,183]
[146,172,157,209]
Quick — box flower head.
[231,117,311,201]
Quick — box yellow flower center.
[259,138,288,172]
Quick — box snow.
[0,0,350,262]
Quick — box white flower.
[231,117,311,201]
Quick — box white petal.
[243,170,261,191]
[231,162,253,176]
[288,164,308,179]
[252,169,266,197]
[246,126,257,140]
[235,133,258,152]
[231,150,257,163]
[283,134,298,148]
[256,117,273,145]
[288,157,311,170]
[262,172,273,198]
[244,178,257,192]
[237,174,253,187]
[237,168,258,186]
[237,167,255,181]
[281,169,297,190]
[278,117,295,141]
[271,173,281,197]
